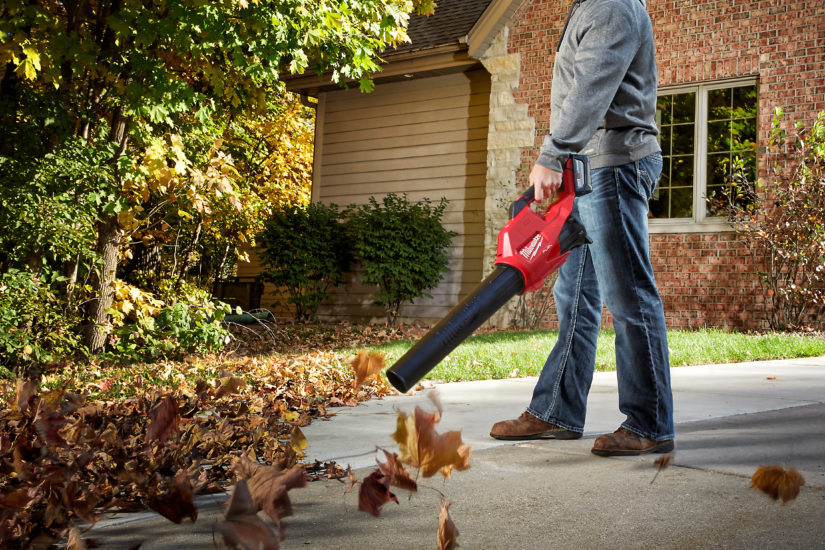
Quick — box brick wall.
[507,0,825,331]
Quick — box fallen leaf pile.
[0,346,392,549]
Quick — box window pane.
[708,88,732,119]
[732,115,757,151]
[659,124,672,155]
[672,92,695,123]
[707,153,729,188]
[705,84,758,218]
[672,124,694,154]
[732,85,757,111]
[657,96,672,125]
[671,155,693,186]
[671,187,693,218]
[649,189,669,218]
[707,120,730,153]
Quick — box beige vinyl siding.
[317,68,491,322]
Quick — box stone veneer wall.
[479,26,536,327]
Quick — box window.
[650,81,758,229]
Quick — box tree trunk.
[83,213,121,351]
[175,218,202,291]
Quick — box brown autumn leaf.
[220,480,281,550]
[16,379,38,412]
[0,487,39,509]
[147,472,198,524]
[751,465,805,503]
[437,499,459,550]
[144,394,180,443]
[650,453,674,484]
[34,413,68,447]
[66,526,87,550]
[378,449,418,493]
[232,455,308,526]
[350,350,385,387]
[358,469,398,517]
[344,465,358,494]
[392,406,471,478]
[216,375,247,398]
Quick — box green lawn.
[362,328,825,383]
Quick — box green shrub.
[0,268,82,376]
[346,193,456,326]
[258,202,352,321]
[722,109,825,329]
[110,298,231,361]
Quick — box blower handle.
[508,155,591,219]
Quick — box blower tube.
[385,264,525,393]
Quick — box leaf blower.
[386,155,593,393]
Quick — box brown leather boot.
[490,412,582,440]
[591,427,674,456]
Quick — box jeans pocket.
[638,154,663,200]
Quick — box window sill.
[648,219,734,234]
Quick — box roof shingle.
[388,0,496,54]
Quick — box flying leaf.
[220,480,281,550]
[437,500,459,550]
[392,406,471,478]
[34,413,68,447]
[145,394,180,443]
[289,426,308,457]
[358,469,398,517]
[377,449,417,493]
[751,465,805,503]
[16,379,38,412]
[650,454,674,484]
[350,350,385,387]
[66,526,87,550]
[232,455,307,526]
[344,465,358,494]
[147,472,198,524]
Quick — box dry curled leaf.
[358,469,398,517]
[232,455,307,527]
[220,480,281,550]
[65,526,87,550]
[350,350,386,387]
[289,426,308,457]
[378,449,418,493]
[344,465,358,494]
[392,406,471,478]
[144,394,180,443]
[16,379,38,412]
[147,472,198,524]
[437,500,459,550]
[751,465,805,503]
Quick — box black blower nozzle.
[385,265,525,393]
[385,154,592,394]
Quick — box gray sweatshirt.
[536,0,660,171]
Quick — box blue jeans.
[526,153,674,441]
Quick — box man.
[489,0,674,456]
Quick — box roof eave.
[283,43,477,95]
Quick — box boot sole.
[590,440,675,457]
[490,430,582,441]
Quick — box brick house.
[241,0,825,330]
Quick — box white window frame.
[649,78,758,234]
